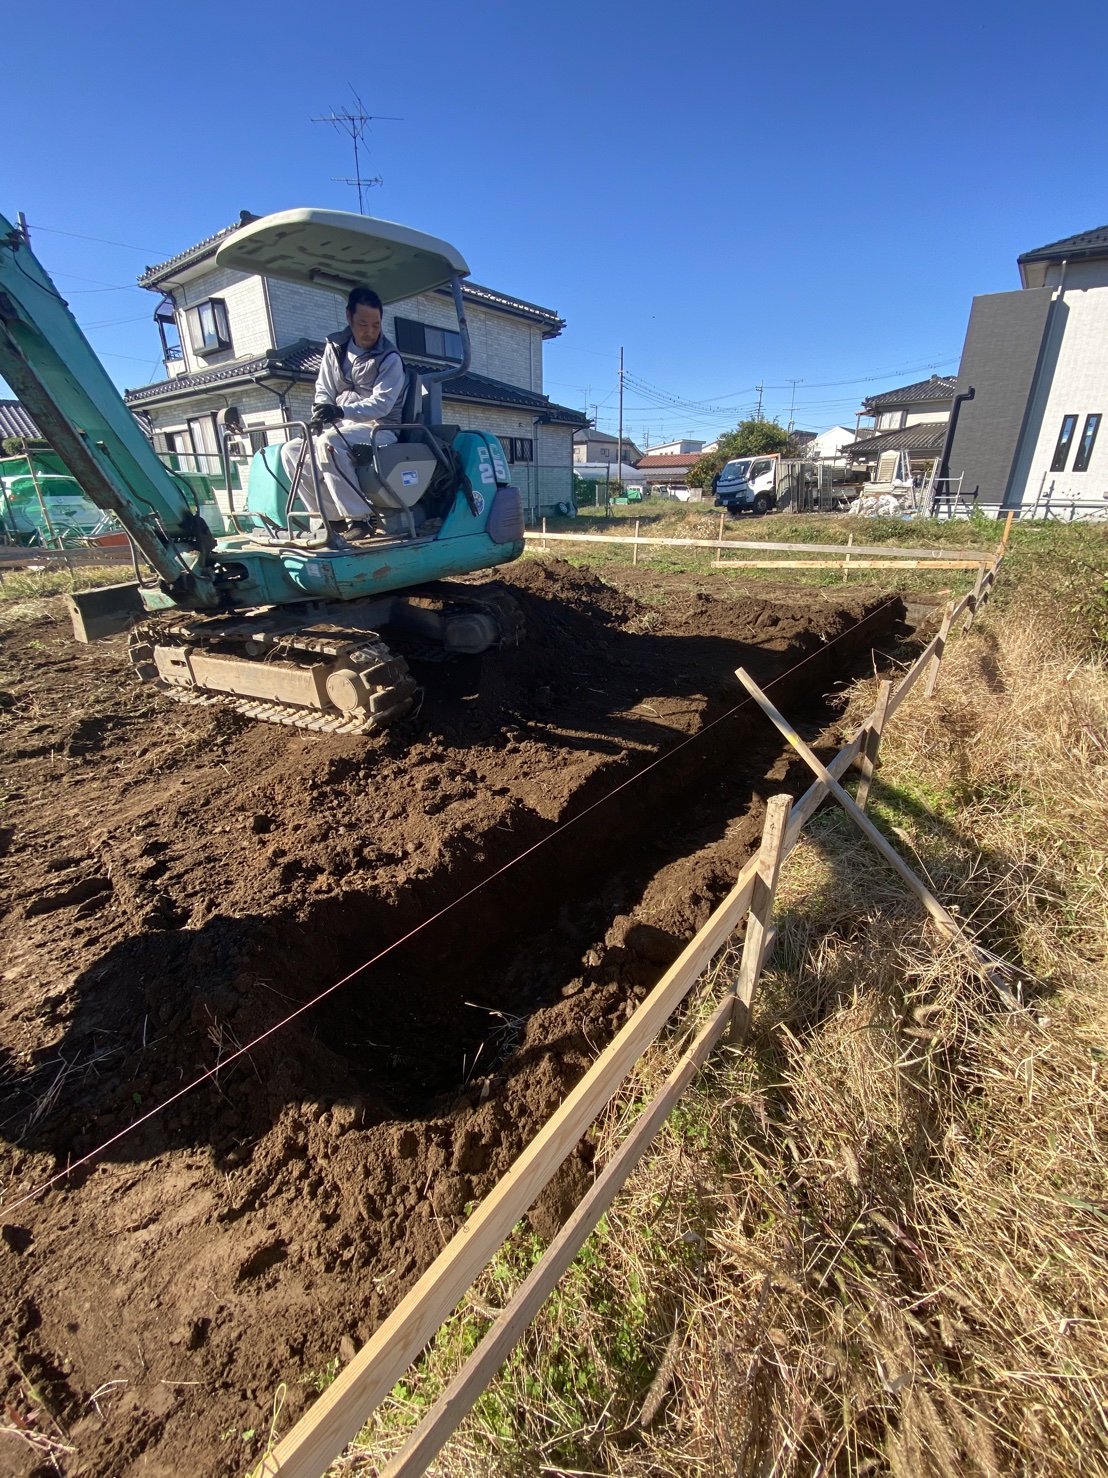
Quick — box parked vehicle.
[713,454,779,515]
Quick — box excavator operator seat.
[352,366,438,534]
[354,442,437,511]
[398,367,425,433]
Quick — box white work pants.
[280,424,397,523]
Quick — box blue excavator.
[0,208,528,732]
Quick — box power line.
[26,223,170,255]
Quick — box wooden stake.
[734,667,1022,1011]
[718,511,725,546]
[855,679,893,811]
[728,793,791,1043]
[999,510,1014,554]
[962,562,987,634]
[632,518,640,566]
[924,603,955,700]
[541,515,547,551]
[842,532,853,582]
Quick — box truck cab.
[713,455,778,516]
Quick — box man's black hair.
[347,286,383,315]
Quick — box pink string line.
[4,599,897,1215]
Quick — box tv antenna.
[312,94,401,214]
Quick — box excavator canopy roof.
[213,208,470,304]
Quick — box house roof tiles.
[0,401,41,441]
[139,219,250,287]
[635,451,703,469]
[849,421,948,457]
[862,375,956,411]
[123,342,586,425]
[1018,225,1108,264]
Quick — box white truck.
[712,453,780,516]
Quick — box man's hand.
[309,402,342,435]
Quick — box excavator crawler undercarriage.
[128,585,524,735]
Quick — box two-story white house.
[123,212,585,515]
[942,225,1108,515]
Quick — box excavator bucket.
[67,582,145,642]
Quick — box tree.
[2,437,51,458]
[687,419,798,490]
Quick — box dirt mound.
[0,557,904,1475]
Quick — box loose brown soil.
[0,557,910,1476]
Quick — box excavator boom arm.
[0,214,218,602]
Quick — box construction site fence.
[254,530,1013,1478]
[525,522,1000,571]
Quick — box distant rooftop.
[0,400,40,441]
[1018,225,1108,265]
[636,450,704,470]
[863,374,956,411]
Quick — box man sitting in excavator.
[281,285,406,540]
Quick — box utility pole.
[786,379,802,433]
[755,382,764,420]
[312,95,400,214]
[616,346,625,493]
[16,212,30,247]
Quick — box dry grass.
[332,556,1108,1478]
[0,563,128,630]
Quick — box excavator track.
[130,617,420,735]
[153,687,400,735]
[127,587,524,735]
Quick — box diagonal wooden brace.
[735,668,1022,1009]
[728,792,792,1043]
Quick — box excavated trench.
[2,584,906,1174]
[302,671,861,1110]
[10,598,906,1168]
[166,597,901,1128]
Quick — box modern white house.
[123,213,586,516]
[644,439,704,458]
[941,225,1108,516]
[807,424,856,461]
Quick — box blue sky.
[5,0,1108,445]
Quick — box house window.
[393,316,463,361]
[1072,413,1102,472]
[501,437,534,464]
[248,428,270,454]
[186,299,231,356]
[876,409,905,431]
[1050,414,1078,471]
[153,429,191,468]
[187,415,221,473]
[154,297,182,362]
